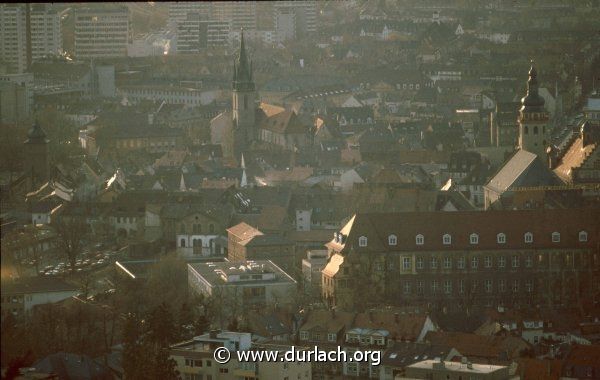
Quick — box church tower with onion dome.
[518,61,550,160]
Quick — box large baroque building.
[322,209,599,311]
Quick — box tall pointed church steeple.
[231,28,257,160]
[233,29,254,91]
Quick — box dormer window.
[442,234,451,245]
[497,233,506,244]
[524,232,533,243]
[470,233,479,244]
[388,234,397,246]
[579,231,588,242]
[358,236,368,247]
[416,234,424,245]
[552,232,560,243]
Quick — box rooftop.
[188,260,296,286]
[408,359,507,374]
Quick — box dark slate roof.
[431,310,488,333]
[327,106,374,121]
[1,277,78,295]
[435,191,476,211]
[485,150,563,194]
[33,352,113,380]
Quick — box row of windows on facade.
[331,277,536,294]
[180,223,216,234]
[299,331,385,346]
[325,254,594,279]
[357,230,588,247]
[523,125,547,134]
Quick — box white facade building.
[0,4,28,73]
[118,85,220,106]
[30,4,62,61]
[74,6,130,60]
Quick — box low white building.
[1,277,78,318]
[187,260,296,308]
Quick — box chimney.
[209,329,219,338]
[331,307,336,319]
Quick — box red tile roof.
[327,209,599,253]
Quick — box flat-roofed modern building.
[170,331,311,380]
[30,4,62,61]
[405,359,510,380]
[74,5,129,60]
[187,260,296,308]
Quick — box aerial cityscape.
[0,1,599,379]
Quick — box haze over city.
[1,1,599,379]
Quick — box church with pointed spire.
[209,29,312,165]
[232,29,257,159]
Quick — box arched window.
[579,231,588,242]
[497,233,506,244]
[442,234,451,245]
[416,234,424,245]
[552,232,560,243]
[524,126,529,134]
[243,94,248,110]
[209,224,215,234]
[180,238,186,248]
[470,233,479,244]
[524,232,533,243]
[388,234,397,246]
[358,236,368,247]
[533,126,539,135]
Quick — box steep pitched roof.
[326,209,599,253]
[259,108,308,135]
[485,149,562,194]
[353,311,429,341]
[554,136,598,183]
[424,331,530,361]
[300,309,356,334]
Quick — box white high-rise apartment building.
[274,1,317,41]
[212,2,257,31]
[74,5,130,60]
[0,4,27,73]
[176,13,230,53]
[168,2,211,29]
[30,4,62,61]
